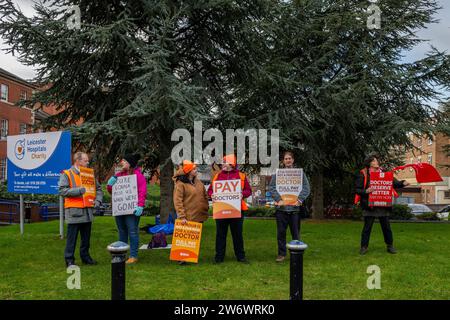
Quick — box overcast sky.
[1,0,450,82]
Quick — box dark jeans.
[215,217,245,261]
[115,215,141,258]
[361,216,393,247]
[64,222,92,262]
[276,210,301,256]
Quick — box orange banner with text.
[170,220,203,263]
[80,166,96,208]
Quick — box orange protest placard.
[212,179,242,219]
[79,166,96,208]
[170,220,203,263]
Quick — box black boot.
[359,246,368,255]
[82,257,98,265]
[387,245,397,254]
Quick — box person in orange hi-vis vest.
[207,154,252,264]
[355,153,409,255]
[58,152,103,267]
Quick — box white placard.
[276,168,303,205]
[112,174,138,216]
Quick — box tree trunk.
[159,138,175,224]
[311,168,324,219]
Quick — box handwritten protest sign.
[276,168,303,205]
[80,166,96,208]
[170,220,203,263]
[212,179,242,219]
[368,171,394,207]
[112,174,138,216]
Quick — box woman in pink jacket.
[107,154,147,264]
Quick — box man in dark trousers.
[59,152,103,267]
[269,151,310,262]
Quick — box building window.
[0,158,6,181]
[444,191,450,199]
[427,153,432,164]
[428,137,433,145]
[20,90,27,101]
[19,123,27,135]
[0,119,8,139]
[0,84,8,101]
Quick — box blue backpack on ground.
[148,213,175,235]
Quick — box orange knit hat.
[223,154,237,167]
[182,160,196,174]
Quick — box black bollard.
[286,240,308,300]
[107,241,130,300]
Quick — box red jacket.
[207,169,252,199]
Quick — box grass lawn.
[0,217,449,300]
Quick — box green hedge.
[416,212,440,221]
[391,204,414,220]
[351,204,413,220]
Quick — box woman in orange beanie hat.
[172,160,209,225]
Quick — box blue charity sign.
[7,131,72,194]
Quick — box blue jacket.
[269,168,310,212]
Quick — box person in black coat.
[355,153,409,255]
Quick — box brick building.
[0,68,60,181]
[0,68,36,180]
[396,132,450,204]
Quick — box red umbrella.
[392,163,443,183]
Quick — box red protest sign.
[368,171,394,207]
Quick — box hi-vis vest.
[63,169,85,209]
[212,172,249,211]
[354,168,398,205]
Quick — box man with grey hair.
[59,152,103,267]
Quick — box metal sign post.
[19,194,24,235]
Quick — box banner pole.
[19,194,24,235]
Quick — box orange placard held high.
[170,220,203,263]
[80,166,96,208]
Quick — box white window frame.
[0,158,6,181]
[19,123,27,135]
[428,153,432,164]
[0,119,8,140]
[20,90,27,101]
[0,84,8,102]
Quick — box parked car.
[437,205,450,220]
[407,203,433,216]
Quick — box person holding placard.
[59,152,103,267]
[107,154,147,264]
[269,151,310,263]
[207,154,252,264]
[354,153,409,255]
[172,160,209,265]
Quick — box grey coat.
[58,166,103,224]
[269,169,311,213]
